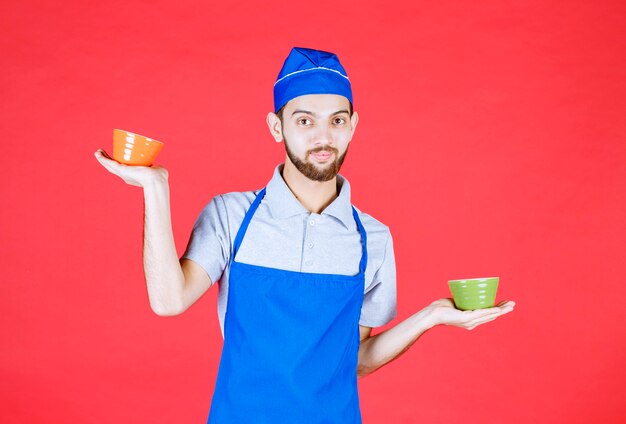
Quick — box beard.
[283,138,348,182]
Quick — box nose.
[313,123,334,147]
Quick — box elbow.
[152,308,182,317]
[150,300,186,317]
[357,363,375,378]
[356,352,377,378]
[357,338,376,378]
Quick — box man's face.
[268,94,358,182]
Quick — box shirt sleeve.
[180,195,231,285]
[359,231,397,328]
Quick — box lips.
[312,151,334,161]
[309,148,337,162]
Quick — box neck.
[281,159,338,214]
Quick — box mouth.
[309,149,336,163]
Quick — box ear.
[349,110,359,138]
[266,112,284,143]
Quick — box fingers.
[465,311,503,329]
[464,302,515,330]
[477,301,515,316]
[95,149,117,164]
[95,149,109,159]
[94,149,112,167]
[496,300,516,309]
[95,149,126,177]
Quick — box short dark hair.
[276,102,354,122]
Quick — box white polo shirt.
[182,164,397,336]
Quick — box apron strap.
[351,206,368,274]
[231,187,368,276]
[232,187,267,260]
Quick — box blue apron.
[208,188,367,424]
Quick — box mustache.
[307,146,339,155]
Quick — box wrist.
[424,303,445,328]
[410,304,441,331]
[143,173,169,192]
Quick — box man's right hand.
[94,148,211,315]
[94,149,168,188]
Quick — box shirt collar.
[265,164,355,230]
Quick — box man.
[95,47,515,423]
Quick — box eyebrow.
[291,109,350,117]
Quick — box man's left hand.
[426,298,515,330]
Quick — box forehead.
[283,94,351,115]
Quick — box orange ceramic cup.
[112,129,164,166]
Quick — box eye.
[297,117,312,126]
[333,117,347,125]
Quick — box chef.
[95,47,515,424]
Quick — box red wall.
[2,1,625,422]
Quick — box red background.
[2,1,625,423]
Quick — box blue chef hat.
[273,47,353,113]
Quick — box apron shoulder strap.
[351,206,368,275]
[232,188,267,260]
[232,188,368,276]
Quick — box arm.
[95,149,213,316]
[356,308,434,378]
[357,298,515,378]
[142,179,214,315]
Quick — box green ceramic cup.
[448,277,499,310]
